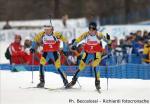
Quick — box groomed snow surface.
[0,70,150,104]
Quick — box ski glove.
[71,45,77,50]
[106,33,110,40]
[30,48,35,53]
[71,39,77,50]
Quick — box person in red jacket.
[9,34,25,64]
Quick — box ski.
[48,87,67,91]
[19,86,67,91]
[19,86,74,92]
[19,86,100,93]
[48,85,82,91]
[19,86,49,89]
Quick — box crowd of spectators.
[106,30,150,65]
[5,30,150,66]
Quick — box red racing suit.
[42,34,60,52]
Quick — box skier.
[30,25,69,88]
[66,22,111,91]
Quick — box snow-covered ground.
[0,70,150,104]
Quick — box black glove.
[30,48,35,53]
[71,39,77,50]
[106,33,110,40]
[71,45,77,50]
[71,39,76,45]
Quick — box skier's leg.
[66,52,88,88]
[93,67,101,90]
[53,52,68,86]
[92,52,101,90]
[37,52,47,88]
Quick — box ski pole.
[77,80,82,88]
[106,37,109,91]
[49,14,52,26]
[106,51,109,91]
[31,53,35,83]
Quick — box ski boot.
[95,80,101,90]
[37,81,45,88]
[37,75,45,88]
[63,78,69,87]
[65,77,78,88]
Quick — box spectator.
[9,34,25,64]
[130,34,138,54]
[111,36,118,49]
[24,37,41,65]
[143,39,150,63]
[114,38,131,64]
[143,31,148,40]
[3,20,12,29]
[118,39,127,54]
[135,30,143,42]
[114,45,123,64]
[137,38,144,53]
[132,38,144,55]
[125,36,133,48]
[86,15,99,27]
[62,14,68,28]
[148,32,150,39]
[23,37,32,64]
[107,36,118,65]
[67,53,77,65]
[24,37,32,49]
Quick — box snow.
[0,70,150,104]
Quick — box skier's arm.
[31,31,45,51]
[54,32,68,43]
[97,32,111,44]
[75,32,88,43]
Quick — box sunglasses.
[89,26,97,30]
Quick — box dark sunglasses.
[89,26,97,30]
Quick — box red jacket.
[9,42,25,64]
